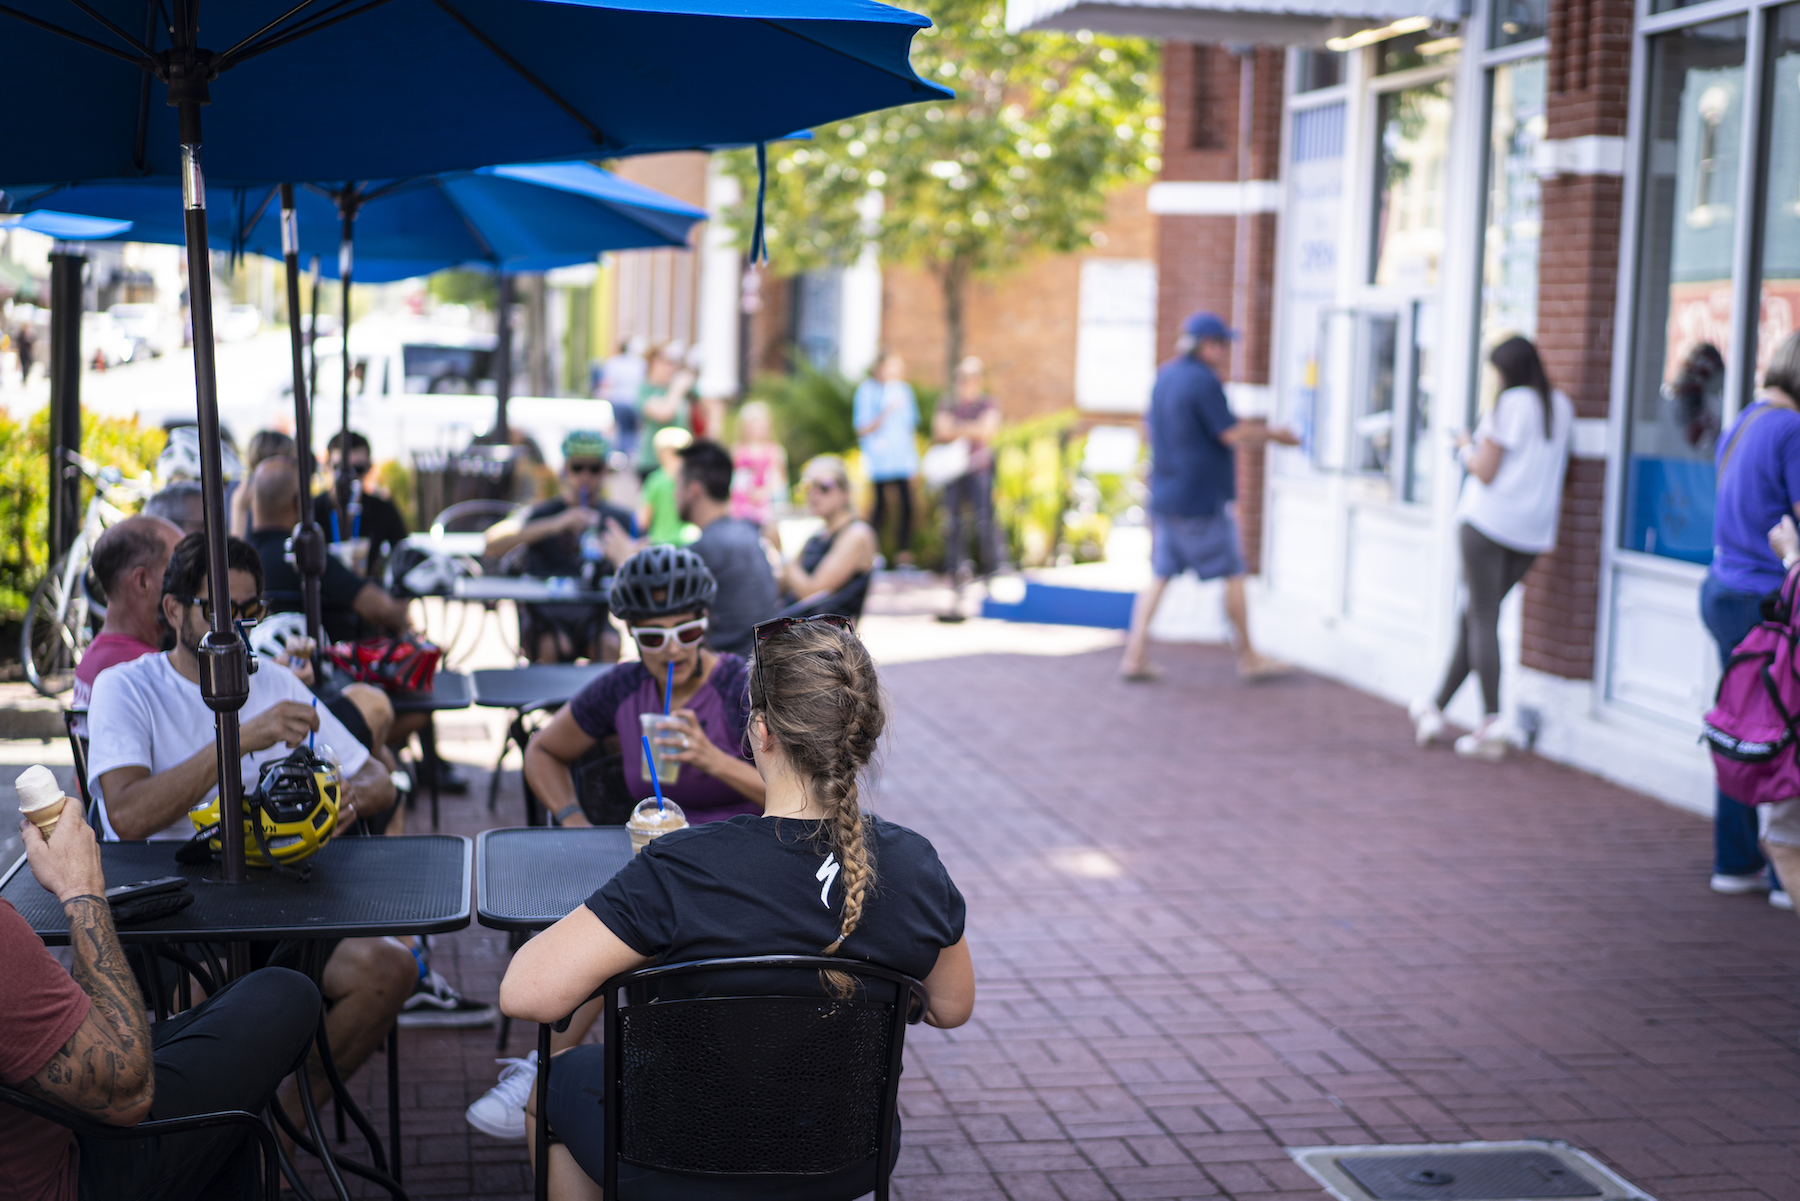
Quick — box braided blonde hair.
[748,621,886,997]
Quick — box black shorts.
[545,1044,900,1200]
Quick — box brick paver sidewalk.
[299,629,1800,1199]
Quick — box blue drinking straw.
[328,509,340,543]
[641,733,665,812]
[664,660,674,716]
[310,697,318,750]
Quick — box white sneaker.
[1408,699,1445,747]
[465,1051,537,1141]
[1711,871,1772,895]
[1454,721,1510,762]
[1773,890,1794,911]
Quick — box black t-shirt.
[587,814,965,995]
[524,496,637,580]
[312,491,410,564]
[248,526,369,644]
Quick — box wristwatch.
[555,801,584,825]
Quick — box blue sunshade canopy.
[0,211,134,240]
[0,0,947,185]
[4,163,709,282]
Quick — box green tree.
[725,0,1159,385]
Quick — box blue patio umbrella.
[0,0,945,900]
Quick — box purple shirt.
[1712,400,1800,593]
[568,654,759,822]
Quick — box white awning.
[1006,0,1464,47]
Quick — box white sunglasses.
[630,617,708,650]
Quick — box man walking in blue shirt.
[1120,312,1299,682]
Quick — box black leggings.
[870,478,913,555]
[1434,522,1537,717]
[79,967,320,1201]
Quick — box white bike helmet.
[156,425,244,484]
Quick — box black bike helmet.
[610,545,717,622]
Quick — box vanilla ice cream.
[15,765,67,839]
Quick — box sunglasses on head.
[171,594,268,623]
[752,614,855,702]
[566,461,605,475]
[630,616,708,650]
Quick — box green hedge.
[0,407,163,622]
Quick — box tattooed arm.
[15,804,154,1126]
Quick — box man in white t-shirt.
[86,531,414,1129]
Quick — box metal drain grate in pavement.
[1289,1141,1654,1201]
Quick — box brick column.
[1519,0,1632,680]
[1156,43,1284,572]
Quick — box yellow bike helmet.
[182,745,340,871]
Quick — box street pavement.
[10,586,1797,1199]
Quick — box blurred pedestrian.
[143,480,205,537]
[730,399,788,535]
[485,431,635,663]
[1411,336,1572,760]
[601,335,648,459]
[638,425,695,545]
[1692,331,1800,901]
[16,321,33,381]
[1119,313,1299,684]
[932,355,1004,580]
[854,351,919,566]
[634,343,694,483]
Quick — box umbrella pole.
[337,205,355,518]
[494,271,513,441]
[308,256,321,405]
[175,89,251,897]
[281,185,326,679]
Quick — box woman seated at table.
[500,614,976,1201]
[525,543,765,830]
[775,454,878,619]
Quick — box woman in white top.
[1412,336,1573,760]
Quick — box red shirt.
[71,632,158,712]
[0,899,90,1201]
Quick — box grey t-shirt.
[690,517,779,657]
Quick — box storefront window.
[1490,0,1547,46]
[1372,80,1454,289]
[1475,58,1546,419]
[1623,18,1746,563]
[1757,5,1800,381]
[1296,49,1345,92]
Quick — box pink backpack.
[1703,569,1800,805]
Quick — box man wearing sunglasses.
[311,430,410,579]
[484,430,636,663]
[84,532,417,1125]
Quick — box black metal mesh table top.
[471,664,612,711]
[477,827,634,931]
[0,836,472,945]
[391,669,473,713]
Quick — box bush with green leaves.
[0,406,164,623]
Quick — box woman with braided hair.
[499,615,975,1201]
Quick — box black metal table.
[475,826,635,932]
[475,825,635,1060]
[391,670,474,831]
[473,664,613,825]
[453,576,611,604]
[1,836,472,1201]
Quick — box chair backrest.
[0,1082,279,1200]
[566,740,635,826]
[63,709,92,815]
[772,570,873,625]
[602,956,925,1185]
[430,499,521,538]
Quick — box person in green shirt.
[638,426,697,544]
[633,344,694,480]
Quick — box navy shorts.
[1151,508,1246,581]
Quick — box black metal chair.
[63,709,92,817]
[0,1082,282,1200]
[772,570,874,625]
[532,955,927,1201]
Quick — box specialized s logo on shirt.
[816,853,840,907]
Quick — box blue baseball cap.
[1182,311,1239,341]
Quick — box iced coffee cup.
[15,765,68,840]
[626,797,687,854]
[639,713,684,786]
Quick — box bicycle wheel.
[21,549,92,698]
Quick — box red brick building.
[1012,0,1798,815]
